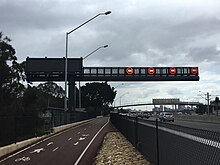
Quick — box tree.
[36,81,65,108]
[81,83,116,117]
[81,82,116,108]
[22,82,65,115]
[210,97,220,116]
[0,32,25,115]
[196,104,207,114]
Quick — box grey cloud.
[187,46,220,63]
[167,88,183,96]
[2,0,220,109]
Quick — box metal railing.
[110,113,220,165]
[0,109,88,147]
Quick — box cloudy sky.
[1,0,220,110]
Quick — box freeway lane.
[147,117,220,132]
[168,118,220,132]
[0,117,113,165]
[139,116,220,143]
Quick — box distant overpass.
[113,101,201,108]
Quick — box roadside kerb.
[0,118,94,158]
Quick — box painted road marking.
[77,132,81,134]
[0,119,95,163]
[74,118,110,165]
[68,137,72,141]
[30,148,45,154]
[82,134,89,137]
[79,137,86,141]
[47,142,53,146]
[52,147,59,152]
[84,128,87,131]
[0,120,94,163]
[15,156,30,162]
[74,142,79,146]
[141,122,220,149]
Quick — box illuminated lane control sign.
[126,67,134,75]
[148,67,155,75]
[169,67,177,75]
[191,67,198,75]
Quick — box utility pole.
[207,92,210,115]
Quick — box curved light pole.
[112,83,124,106]
[114,83,124,89]
[64,11,111,111]
[119,92,129,106]
[79,44,109,109]
[83,45,108,60]
[114,92,129,107]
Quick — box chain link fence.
[110,113,220,165]
[0,108,88,147]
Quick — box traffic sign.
[126,67,134,75]
[169,67,176,74]
[148,67,155,75]
[191,67,198,75]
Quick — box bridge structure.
[25,57,200,111]
[113,101,201,109]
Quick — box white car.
[159,112,174,122]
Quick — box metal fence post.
[135,116,138,147]
[156,119,160,165]
[14,116,17,144]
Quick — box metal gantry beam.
[25,58,200,112]
[26,65,199,82]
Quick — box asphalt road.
[0,117,115,165]
[146,116,220,132]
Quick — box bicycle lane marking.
[74,118,109,165]
[0,119,95,163]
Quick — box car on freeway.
[143,112,151,119]
[159,112,174,122]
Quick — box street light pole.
[199,91,211,115]
[115,92,129,106]
[83,45,108,60]
[79,44,109,109]
[64,11,111,111]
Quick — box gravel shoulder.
[94,131,151,165]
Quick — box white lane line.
[74,142,79,146]
[84,128,87,131]
[74,118,109,165]
[47,142,53,146]
[68,138,72,141]
[0,120,95,163]
[77,132,81,134]
[141,122,220,149]
[52,147,59,152]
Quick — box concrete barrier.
[0,119,94,158]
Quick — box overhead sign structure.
[25,57,199,112]
[153,98,180,105]
[26,59,200,82]
[26,57,83,82]
[79,67,199,81]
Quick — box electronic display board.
[26,63,199,82]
